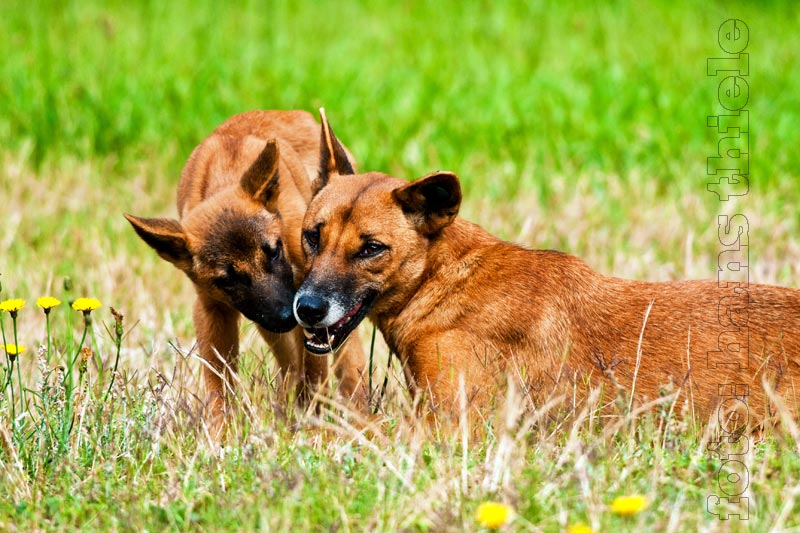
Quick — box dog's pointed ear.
[124,214,193,271]
[392,171,462,235]
[240,139,281,212]
[313,108,354,195]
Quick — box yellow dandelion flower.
[567,523,594,533]
[72,297,102,312]
[610,494,650,516]
[475,501,513,529]
[37,296,62,310]
[3,344,26,356]
[0,299,26,313]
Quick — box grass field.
[2,0,800,530]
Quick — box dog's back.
[211,110,322,179]
[178,111,321,215]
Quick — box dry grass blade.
[628,298,655,414]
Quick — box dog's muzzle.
[293,289,376,355]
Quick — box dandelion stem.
[1,318,17,435]
[7,358,16,432]
[65,321,89,389]
[45,311,53,366]
[11,312,25,410]
[15,352,24,411]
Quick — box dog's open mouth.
[303,293,375,355]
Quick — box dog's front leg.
[403,331,485,421]
[193,295,239,439]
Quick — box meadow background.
[1,0,799,531]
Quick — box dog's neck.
[426,218,499,272]
[372,218,500,333]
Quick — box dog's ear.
[124,214,193,271]
[312,108,354,195]
[240,139,281,212]
[392,171,462,235]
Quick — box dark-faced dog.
[292,111,800,425]
[126,111,365,436]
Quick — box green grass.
[1,0,800,530]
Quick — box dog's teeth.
[303,329,314,339]
[305,337,332,351]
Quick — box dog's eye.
[304,229,320,251]
[213,274,235,289]
[356,241,387,259]
[263,240,282,262]
[213,265,250,289]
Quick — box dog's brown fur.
[294,112,800,425]
[126,111,365,435]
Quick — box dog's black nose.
[274,305,297,332]
[295,294,329,326]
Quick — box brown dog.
[126,110,365,435]
[293,111,800,426]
